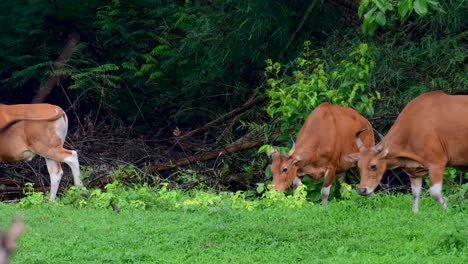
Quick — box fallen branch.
[176,95,268,140]
[148,132,279,173]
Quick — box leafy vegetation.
[358,0,445,35]
[265,41,378,135]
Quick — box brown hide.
[271,102,374,193]
[0,104,66,162]
[353,91,468,211]
[0,103,82,201]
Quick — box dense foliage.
[265,41,378,135]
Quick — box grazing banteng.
[0,216,24,264]
[270,102,374,205]
[0,104,82,201]
[348,91,468,212]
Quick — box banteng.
[348,91,468,212]
[270,102,374,205]
[0,103,82,201]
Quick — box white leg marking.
[321,185,331,206]
[429,183,446,209]
[411,184,421,213]
[320,169,331,206]
[46,159,63,201]
[64,151,83,187]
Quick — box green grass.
[1,194,467,264]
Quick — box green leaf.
[398,0,413,19]
[365,106,375,116]
[364,6,378,19]
[149,71,163,79]
[413,0,428,16]
[375,11,387,26]
[374,0,387,12]
[376,91,382,100]
[257,144,271,155]
[368,22,378,36]
[256,183,265,194]
[358,0,370,18]
[150,45,169,56]
[361,94,369,103]
[427,0,445,13]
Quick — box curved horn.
[355,128,367,150]
[372,128,385,142]
[373,140,385,153]
[289,134,296,150]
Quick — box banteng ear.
[377,147,389,159]
[292,153,304,165]
[373,140,386,153]
[345,153,360,163]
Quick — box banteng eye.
[370,164,377,171]
[282,167,288,173]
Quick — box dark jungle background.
[0,0,466,200]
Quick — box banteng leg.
[42,147,82,201]
[409,176,422,213]
[428,165,447,209]
[45,159,63,201]
[321,168,336,206]
[292,177,302,190]
[63,150,83,187]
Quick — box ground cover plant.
[1,184,466,264]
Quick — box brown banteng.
[270,102,374,205]
[348,91,468,212]
[0,216,24,264]
[0,103,82,201]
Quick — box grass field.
[1,192,466,264]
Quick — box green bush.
[265,41,378,135]
[358,0,445,35]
